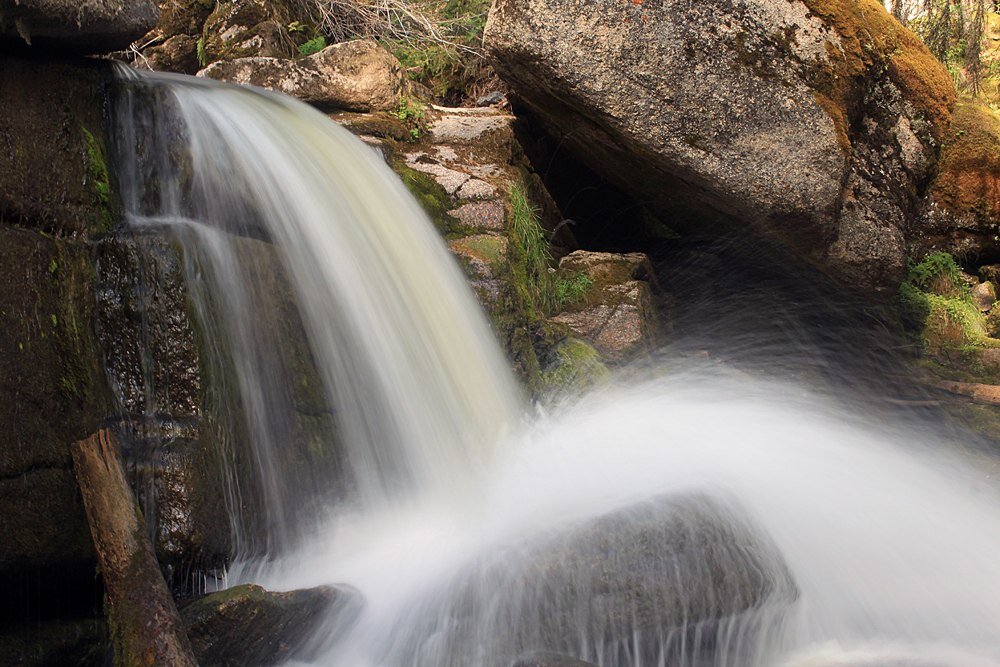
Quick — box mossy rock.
[928,97,1000,222]
[0,229,111,570]
[201,0,295,64]
[181,583,360,666]
[800,0,956,146]
[540,337,610,395]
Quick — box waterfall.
[111,68,522,557]
[111,68,1000,667]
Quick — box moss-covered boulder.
[0,0,158,52]
[915,97,1000,260]
[485,0,956,293]
[180,583,361,666]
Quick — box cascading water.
[112,68,1000,666]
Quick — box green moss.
[542,337,610,394]
[81,126,113,233]
[800,0,957,145]
[451,234,507,266]
[391,161,466,236]
[898,252,1000,383]
[928,96,1000,220]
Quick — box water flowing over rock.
[0,0,158,52]
[181,583,361,666]
[199,39,409,112]
[417,495,797,667]
[513,654,600,667]
[484,0,956,292]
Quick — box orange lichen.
[801,0,956,143]
[928,97,1000,220]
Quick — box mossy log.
[71,430,198,667]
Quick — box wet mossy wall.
[0,56,123,639]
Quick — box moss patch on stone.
[541,337,610,394]
[928,96,1000,221]
[899,252,1000,383]
[391,161,469,237]
[801,0,956,144]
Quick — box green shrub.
[298,35,327,56]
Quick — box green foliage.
[196,35,207,68]
[508,182,556,316]
[81,127,113,232]
[298,35,327,56]
[553,273,593,310]
[906,251,963,294]
[394,97,425,140]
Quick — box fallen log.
[71,430,198,667]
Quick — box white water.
[113,70,1000,666]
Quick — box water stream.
[113,69,1000,666]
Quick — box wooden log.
[71,429,198,667]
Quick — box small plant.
[553,273,593,309]
[196,35,207,68]
[394,97,426,140]
[298,35,327,56]
[287,21,308,33]
[907,251,964,295]
[508,183,557,314]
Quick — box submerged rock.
[484,0,955,292]
[181,583,361,666]
[199,39,409,112]
[426,494,797,667]
[513,654,600,667]
[0,0,158,52]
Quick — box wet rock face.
[430,495,797,667]
[0,0,158,52]
[181,583,361,666]
[199,40,410,112]
[484,0,955,293]
[0,56,114,236]
[0,228,110,573]
[95,233,233,578]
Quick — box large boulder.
[0,0,158,52]
[199,39,410,112]
[484,0,956,293]
[404,495,797,667]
